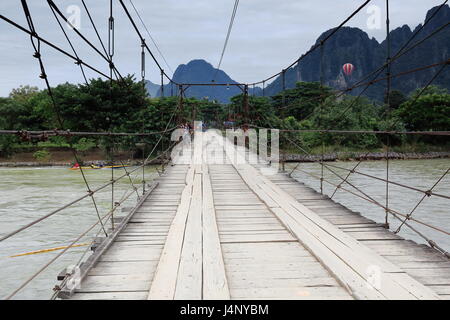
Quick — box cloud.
[0,0,444,96]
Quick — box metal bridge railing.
[0,138,176,300]
[279,130,450,259]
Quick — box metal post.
[243,84,249,125]
[319,42,325,195]
[282,69,286,112]
[141,39,146,194]
[385,0,391,228]
[178,85,184,124]
[262,81,265,97]
[192,101,196,128]
[111,137,115,229]
[108,0,115,230]
[141,39,146,85]
[160,69,164,98]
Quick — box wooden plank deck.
[64,131,450,300]
[266,172,450,300]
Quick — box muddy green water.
[0,159,448,299]
[0,166,158,300]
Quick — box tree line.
[0,76,449,158]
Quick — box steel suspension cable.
[249,109,450,247]
[48,3,88,85]
[46,0,124,81]
[270,3,450,125]
[80,0,108,57]
[277,127,450,245]
[0,14,111,79]
[344,0,449,93]
[128,0,174,74]
[213,0,240,81]
[293,167,450,244]
[118,0,175,84]
[395,168,450,233]
[20,0,108,236]
[385,0,392,227]
[48,0,120,80]
[0,138,176,244]
[248,0,373,86]
[4,187,137,300]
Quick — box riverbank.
[283,151,450,162]
[0,149,167,167]
[1,150,449,167]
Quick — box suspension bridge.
[0,0,449,300]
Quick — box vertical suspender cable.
[160,69,164,97]
[213,0,240,82]
[108,0,115,230]
[141,38,146,194]
[178,85,184,124]
[385,0,391,227]
[243,84,249,125]
[319,42,325,194]
[281,69,286,111]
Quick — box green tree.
[229,95,277,128]
[272,82,334,120]
[307,96,381,148]
[396,87,450,131]
[386,90,407,110]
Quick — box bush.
[0,136,18,158]
[33,149,51,162]
[74,138,96,153]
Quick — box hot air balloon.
[342,63,355,76]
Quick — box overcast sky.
[0,0,445,96]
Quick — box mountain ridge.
[146,4,450,103]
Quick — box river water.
[0,159,449,299]
[0,166,158,300]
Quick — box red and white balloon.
[342,63,355,76]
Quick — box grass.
[12,141,71,149]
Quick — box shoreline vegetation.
[1,80,449,165]
[1,149,449,167]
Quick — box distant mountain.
[265,4,450,101]
[146,59,261,103]
[144,80,160,98]
[146,5,450,103]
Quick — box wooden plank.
[214,131,440,300]
[257,171,441,300]
[76,274,151,292]
[148,166,195,300]
[174,171,203,299]
[59,182,158,299]
[202,164,230,299]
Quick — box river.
[0,166,158,300]
[0,159,449,299]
